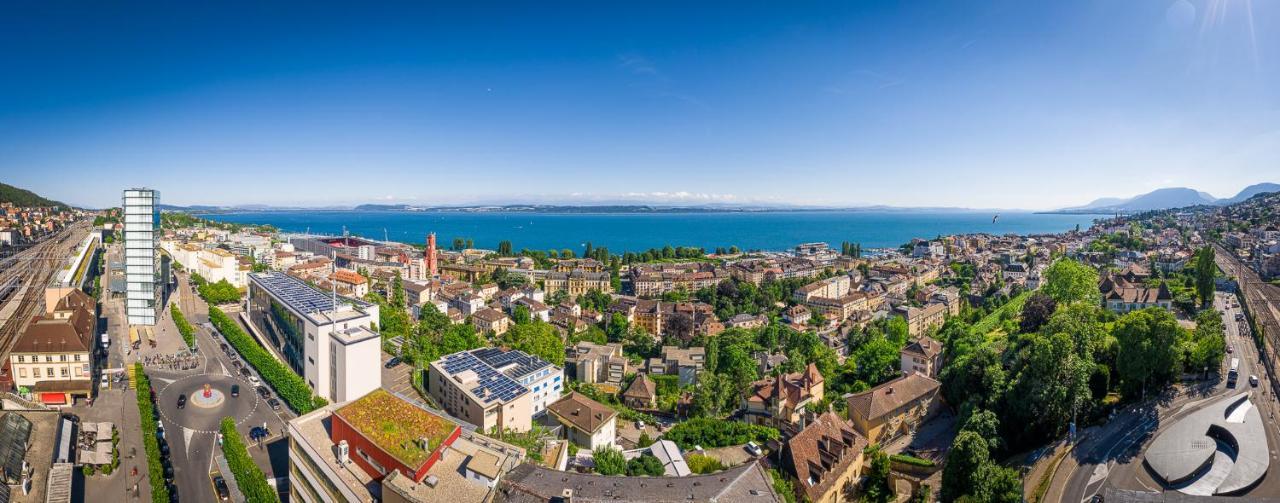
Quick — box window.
[74,355,81,362]
[60,355,67,362]
[60,368,68,377]
[16,356,23,363]
[18,368,26,378]
[47,367,54,377]
[45,356,53,362]
[33,368,40,378]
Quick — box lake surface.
[209,210,1098,253]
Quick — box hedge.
[171,304,195,348]
[890,453,936,467]
[220,417,278,502]
[134,364,170,503]
[208,307,325,414]
[662,418,780,450]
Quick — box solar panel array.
[472,347,552,381]
[440,350,531,404]
[250,272,367,316]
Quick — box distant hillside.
[0,182,67,208]
[1057,183,1278,213]
[1220,183,1280,204]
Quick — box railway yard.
[0,220,92,357]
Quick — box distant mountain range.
[0,182,68,209]
[1055,182,1280,213]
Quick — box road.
[1053,251,1280,502]
[143,268,294,503]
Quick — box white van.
[100,333,109,348]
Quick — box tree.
[958,406,1001,453]
[972,465,1024,503]
[626,454,666,476]
[941,431,989,502]
[497,240,513,256]
[1185,308,1226,373]
[686,454,724,474]
[1042,258,1100,306]
[512,305,531,325]
[861,444,893,503]
[500,322,566,365]
[1114,308,1183,398]
[851,334,901,386]
[1195,246,1216,306]
[665,312,695,343]
[592,446,627,475]
[1003,331,1091,448]
[1018,292,1057,333]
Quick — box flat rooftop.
[436,349,542,405]
[334,389,458,468]
[249,272,371,325]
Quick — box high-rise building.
[123,188,161,325]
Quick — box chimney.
[420,437,431,451]
[886,387,894,395]
[562,488,574,502]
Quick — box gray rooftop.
[497,459,781,503]
[1144,393,1269,495]
[248,272,371,325]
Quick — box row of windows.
[15,354,82,363]
[17,366,85,378]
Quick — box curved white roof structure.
[1144,393,1269,495]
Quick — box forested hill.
[0,182,67,208]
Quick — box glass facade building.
[123,188,160,325]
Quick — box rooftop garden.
[335,389,456,467]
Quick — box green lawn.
[972,291,1031,336]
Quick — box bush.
[220,417,277,502]
[171,304,195,348]
[626,454,666,476]
[662,418,779,449]
[209,307,324,414]
[134,365,170,503]
[593,446,627,475]
[686,453,724,474]
[890,453,936,467]
[198,279,242,305]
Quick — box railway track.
[0,222,92,357]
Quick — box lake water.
[209,210,1098,253]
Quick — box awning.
[39,393,66,405]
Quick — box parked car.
[385,356,402,368]
[100,373,110,389]
[177,394,187,409]
[239,367,250,377]
[1228,346,1234,354]
[1251,375,1260,387]
[256,385,271,398]
[745,441,762,456]
[230,385,239,397]
[268,398,282,411]
[248,375,260,386]
[213,475,230,501]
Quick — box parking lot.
[381,351,416,399]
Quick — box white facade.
[123,188,160,325]
[517,367,563,416]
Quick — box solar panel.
[440,349,532,404]
[250,272,370,317]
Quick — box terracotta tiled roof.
[622,374,657,401]
[902,336,942,359]
[547,392,616,434]
[784,413,866,502]
[846,373,940,424]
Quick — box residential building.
[622,374,657,410]
[845,373,941,445]
[900,336,943,378]
[647,346,705,386]
[8,290,95,406]
[894,302,947,337]
[246,272,382,404]
[742,363,824,431]
[547,392,617,450]
[427,348,563,432]
[1100,275,1173,313]
[471,308,512,336]
[564,342,628,385]
[726,313,768,329]
[287,389,524,503]
[782,413,868,503]
[329,269,369,298]
[122,188,161,325]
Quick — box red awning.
[39,393,66,405]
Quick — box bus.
[1228,358,1240,386]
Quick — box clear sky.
[1,1,1277,210]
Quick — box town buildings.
[245,272,382,403]
[781,413,868,503]
[543,270,612,296]
[741,363,825,432]
[287,389,523,503]
[900,336,943,378]
[7,290,95,405]
[647,346,706,386]
[497,460,782,502]
[546,391,617,450]
[122,188,161,325]
[564,341,628,385]
[427,348,563,432]
[845,372,941,445]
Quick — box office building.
[122,188,161,325]
[246,272,381,404]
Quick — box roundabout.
[156,373,262,434]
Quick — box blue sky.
[1,1,1277,209]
